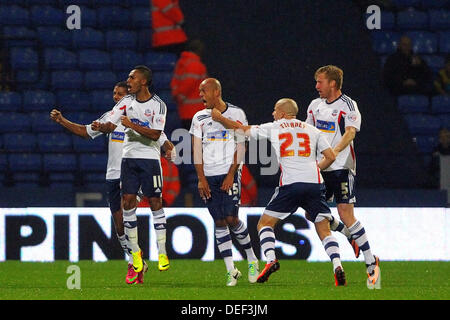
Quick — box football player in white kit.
[91,66,170,283]
[190,78,259,286]
[50,81,174,284]
[306,65,380,289]
[212,98,348,286]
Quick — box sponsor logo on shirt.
[111,131,125,142]
[130,118,150,127]
[316,119,335,132]
[206,130,229,141]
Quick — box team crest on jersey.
[316,119,335,132]
[332,109,339,117]
[347,112,358,122]
[144,109,154,117]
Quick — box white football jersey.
[250,118,331,186]
[103,94,167,160]
[86,112,169,180]
[306,94,361,174]
[189,103,248,176]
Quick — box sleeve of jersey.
[152,102,167,131]
[305,104,315,126]
[344,100,361,132]
[188,116,202,138]
[158,131,168,146]
[317,131,332,153]
[85,124,104,139]
[249,122,273,140]
[102,98,128,125]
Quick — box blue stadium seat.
[391,0,421,8]
[37,133,72,152]
[429,10,450,30]
[156,90,175,105]
[152,71,173,90]
[0,5,29,26]
[2,26,36,47]
[131,6,152,28]
[84,173,105,184]
[51,71,83,90]
[421,55,445,74]
[72,135,106,152]
[3,133,37,152]
[94,0,125,5]
[72,27,105,49]
[414,135,439,154]
[405,31,438,54]
[397,9,428,30]
[97,6,130,28]
[165,110,182,136]
[137,28,152,51]
[78,49,111,70]
[440,114,450,128]
[111,50,143,71]
[23,90,56,112]
[49,172,75,184]
[421,0,449,9]
[64,112,98,125]
[371,31,401,54]
[44,48,78,70]
[403,113,441,135]
[106,30,137,50]
[30,112,64,133]
[0,112,31,133]
[91,90,114,112]
[9,47,38,70]
[0,92,22,112]
[397,95,429,113]
[0,154,7,172]
[78,6,97,28]
[145,52,177,71]
[438,31,450,53]
[431,95,450,114]
[36,26,72,48]
[84,71,117,90]
[15,70,40,85]
[30,5,64,26]
[8,153,42,172]
[79,153,108,172]
[28,0,59,4]
[43,153,77,172]
[59,0,92,6]
[380,11,395,30]
[56,90,91,112]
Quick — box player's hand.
[164,146,177,162]
[198,178,211,202]
[50,109,63,123]
[211,108,222,122]
[121,115,132,128]
[91,121,101,131]
[220,174,234,193]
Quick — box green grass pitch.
[0,260,448,300]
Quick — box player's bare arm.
[50,109,89,139]
[333,126,356,155]
[192,136,211,200]
[211,108,251,135]
[318,147,337,170]
[91,121,117,133]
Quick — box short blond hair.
[315,65,343,90]
[276,98,298,116]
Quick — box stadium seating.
[51,71,83,90]
[9,47,38,70]
[2,26,36,47]
[72,135,106,153]
[0,112,31,133]
[15,70,40,86]
[3,133,37,152]
[111,50,143,71]
[8,153,42,172]
[91,90,114,112]
[30,5,64,26]
[431,95,450,114]
[37,27,72,48]
[43,153,77,172]
[72,27,105,49]
[397,95,429,113]
[152,71,173,90]
[105,30,137,50]
[428,10,450,30]
[37,133,72,152]
[30,112,64,133]
[422,55,445,74]
[438,31,450,53]
[0,92,22,112]
[78,49,111,70]
[97,6,130,28]
[405,31,438,54]
[131,6,152,28]
[145,52,177,71]
[84,71,117,90]
[56,90,91,112]
[397,8,428,30]
[404,114,441,135]
[414,135,439,153]
[79,153,108,172]
[23,90,56,112]
[44,48,78,70]
[0,5,29,26]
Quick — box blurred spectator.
[171,39,208,129]
[139,157,181,207]
[151,0,188,55]
[240,164,258,207]
[383,35,432,96]
[429,127,450,188]
[434,55,450,95]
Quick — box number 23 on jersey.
[279,132,311,157]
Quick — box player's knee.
[149,197,163,211]
[225,215,239,227]
[122,194,137,210]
